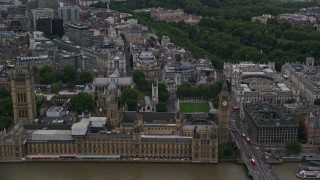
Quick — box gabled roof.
[93,77,133,86]
[113,68,120,77]
[83,85,92,93]
[107,80,117,90]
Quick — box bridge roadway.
[230,112,279,180]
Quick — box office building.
[68,24,91,47]
[36,17,52,35]
[243,103,298,144]
[38,0,58,16]
[58,6,79,22]
[282,57,320,103]
[32,8,54,30]
[52,18,64,37]
[224,62,300,105]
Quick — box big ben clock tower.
[218,81,230,144]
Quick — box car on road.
[233,106,240,112]
[251,158,256,166]
[245,137,251,144]
[242,133,246,138]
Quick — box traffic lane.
[230,120,276,180]
[235,132,272,180]
[231,131,268,180]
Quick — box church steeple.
[83,105,91,118]
[135,104,144,126]
[152,80,158,104]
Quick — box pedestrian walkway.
[208,102,217,113]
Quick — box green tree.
[207,113,217,123]
[177,82,222,100]
[39,65,56,84]
[98,0,320,71]
[62,66,77,84]
[285,139,302,154]
[158,83,170,102]
[70,92,94,114]
[40,71,56,84]
[120,88,140,111]
[213,99,219,109]
[0,86,13,117]
[51,81,63,93]
[78,71,93,84]
[218,144,235,159]
[133,71,146,85]
[223,147,233,157]
[133,71,146,90]
[132,71,152,93]
[0,97,13,116]
[177,83,193,98]
[0,85,10,99]
[156,102,168,112]
[0,116,13,130]
[286,98,296,104]
[314,98,320,106]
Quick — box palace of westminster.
[0,66,233,163]
[1,54,320,163]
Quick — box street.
[230,103,279,180]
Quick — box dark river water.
[0,162,301,180]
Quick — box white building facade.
[224,62,300,105]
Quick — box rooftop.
[32,130,71,135]
[122,111,176,124]
[284,62,320,94]
[141,135,192,142]
[47,106,63,113]
[31,130,72,141]
[244,103,298,128]
[71,117,107,136]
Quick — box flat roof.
[242,72,265,75]
[244,103,298,128]
[32,130,71,135]
[71,117,107,135]
[143,124,177,127]
[31,130,73,141]
[47,106,63,112]
[277,83,291,92]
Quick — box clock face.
[222,101,228,106]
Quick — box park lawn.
[179,103,209,113]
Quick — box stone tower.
[306,56,314,67]
[152,80,158,104]
[106,81,119,126]
[11,69,36,124]
[0,123,26,160]
[218,81,230,144]
[174,72,181,86]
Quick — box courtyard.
[179,103,209,113]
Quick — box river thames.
[0,162,301,180]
